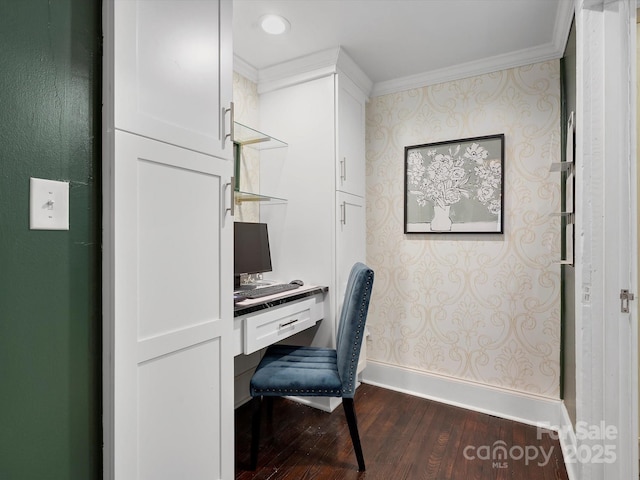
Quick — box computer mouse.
[289,279,304,286]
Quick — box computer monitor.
[234,222,272,288]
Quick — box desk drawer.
[244,298,320,355]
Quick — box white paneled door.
[336,191,366,321]
[112,0,233,158]
[336,75,366,198]
[103,1,234,479]
[108,132,234,479]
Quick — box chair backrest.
[335,262,374,398]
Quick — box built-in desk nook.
[233,285,329,408]
[233,285,328,356]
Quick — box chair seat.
[250,345,343,397]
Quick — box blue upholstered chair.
[249,262,375,471]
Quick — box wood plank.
[235,383,569,480]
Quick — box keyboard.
[234,283,300,300]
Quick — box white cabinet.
[337,75,367,198]
[233,291,326,356]
[258,50,370,360]
[336,191,366,311]
[103,1,234,478]
[335,73,368,313]
[112,0,233,158]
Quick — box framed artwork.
[404,134,504,234]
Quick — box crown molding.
[335,48,373,98]
[371,0,574,97]
[255,47,372,96]
[371,41,564,97]
[257,47,339,94]
[553,0,576,54]
[233,55,258,83]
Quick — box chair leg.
[342,397,365,471]
[265,396,274,422]
[250,396,262,470]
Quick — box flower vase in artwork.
[431,205,452,231]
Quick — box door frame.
[575,0,638,478]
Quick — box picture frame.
[404,134,505,234]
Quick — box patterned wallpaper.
[232,72,260,223]
[365,61,562,398]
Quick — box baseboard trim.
[362,360,562,426]
[558,399,579,480]
[362,360,577,478]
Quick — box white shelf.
[233,122,287,150]
[549,211,574,223]
[234,190,287,205]
[550,161,574,172]
[233,122,288,205]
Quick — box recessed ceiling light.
[260,14,290,35]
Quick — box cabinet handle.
[279,318,299,329]
[340,202,346,225]
[340,157,347,182]
[222,102,234,148]
[225,177,235,216]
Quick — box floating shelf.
[549,161,574,172]
[234,190,287,205]
[233,122,287,150]
[232,122,288,205]
[549,211,575,224]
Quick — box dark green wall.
[0,0,102,478]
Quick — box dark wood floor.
[235,383,569,480]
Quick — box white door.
[107,132,234,479]
[576,1,638,478]
[103,1,234,478]
[112,0,233,158]
[336,191,366,318]
[336,75,366,198]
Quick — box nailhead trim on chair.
[341,275,373,395]
[254,388,342,394]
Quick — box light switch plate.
[30,177,69,230]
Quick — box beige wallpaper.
[232,72,260,223]
[365,60,562,398]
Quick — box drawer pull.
[279,318,299,329]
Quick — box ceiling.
[232,0,573,96]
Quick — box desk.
[233,285,328,356]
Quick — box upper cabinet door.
[336,75,366,198]
[113,0,233,159]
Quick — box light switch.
[30,177,69,230]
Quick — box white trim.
[335,48,373,98]
[257,47,340,94]
[554,0,577,55]
[371,43,563,97]
[559,400,580,480]
[362,360,566,428]
[233,54,258,83]
[258,65,337,95]
[256,47,372,96]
